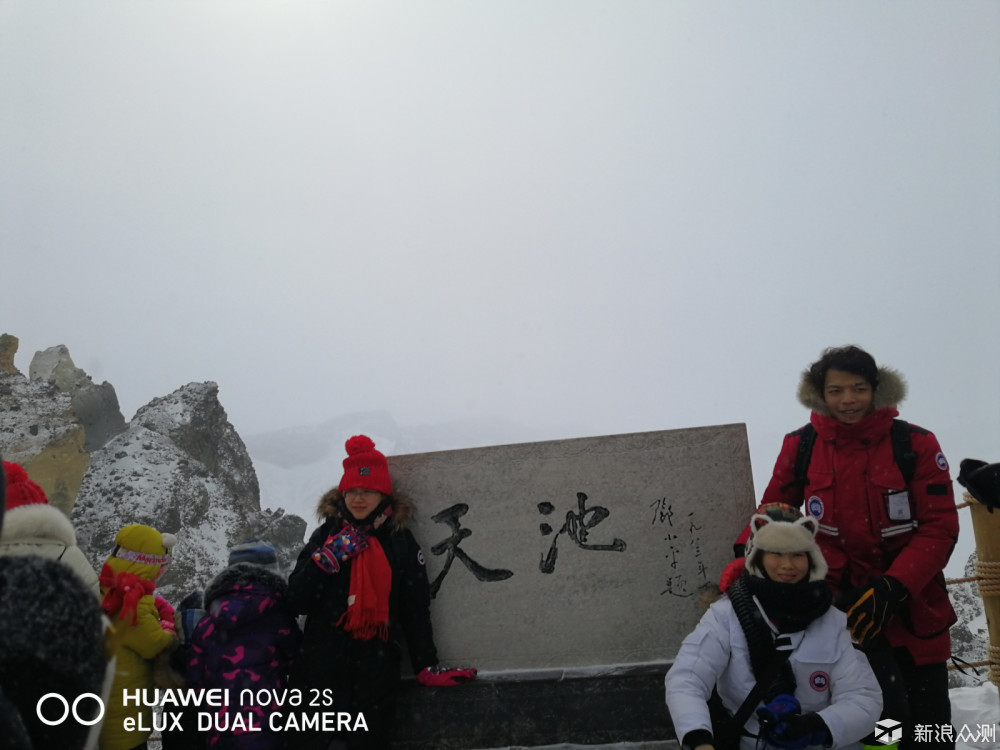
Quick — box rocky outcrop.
[0,334,18,375]
[948,551,990,687]
[1,334,307,604]
[0,337,97,512]
[71,381,307,602]
[28,343,129,452]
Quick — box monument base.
[392,668,677,749]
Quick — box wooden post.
[966,491,1000,687]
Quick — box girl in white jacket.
[665,504,882,750]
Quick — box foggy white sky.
[2,2,998,569]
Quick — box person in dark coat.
[285,435,475,750]
[157,590,207,750]
[186,540,301,750]
[0,453,112,750]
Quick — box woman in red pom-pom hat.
[285,435,475,750]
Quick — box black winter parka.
[286,494,439,683]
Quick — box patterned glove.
[311,524,370,574]
[416,666,478,687]
[845,575,908,645]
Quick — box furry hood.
[317,487,414,532]
[205,562,288,609]
[797,365,907,416]
[0,503,77,547]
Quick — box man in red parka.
[744,345,959,750]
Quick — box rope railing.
[975,560,1000,596]
[944,492,999,686]
[946,575,977,585]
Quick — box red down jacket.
[754,405,959,664]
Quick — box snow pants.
[862,642,953,750]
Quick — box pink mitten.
[416,666,477,687]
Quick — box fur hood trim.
[205,563,288,608]
[0,503,77,547]
[797,365,907,416]
[316,487,414,532]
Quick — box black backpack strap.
[728,577,795,693]
[730,635,794,737]
[779,423,816,496]
[890,419,918,485]
[781,419,917,496]
[716,578,796,746]
[707,645,794,750]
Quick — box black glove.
[958,458,1000,512]
[680,728,715,750]
[757,695,831,750]
[845,575,908,645]
[771,712,830,749]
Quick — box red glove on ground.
[416,666,477,687]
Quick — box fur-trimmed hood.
[316,487,415,533]
[0,502,77,547]
[797,365,907,416]
[0,502,101,596]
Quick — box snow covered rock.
[1,334,307,604]
[0,336,126,511]
[71,381,307,602]
[949,550,991,688]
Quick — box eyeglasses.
[345,488,381,498]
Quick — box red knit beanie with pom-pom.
[3,461,49,510]
[338,435,392,495]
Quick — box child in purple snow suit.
[186,540,301,750]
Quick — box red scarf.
[337,536,392,641]
[99,563,155,625]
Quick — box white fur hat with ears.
[745,503,828,582]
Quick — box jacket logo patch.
[935,453,949,472]
[807,496,824,520]
[809,671,830,691]
[359,467,370,476]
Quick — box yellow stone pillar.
[967,491,1000,688]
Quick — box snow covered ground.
[468,683,1000,750]
[142,682,999,750]
[950,682,1000,750]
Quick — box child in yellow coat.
[98,524,177,750]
